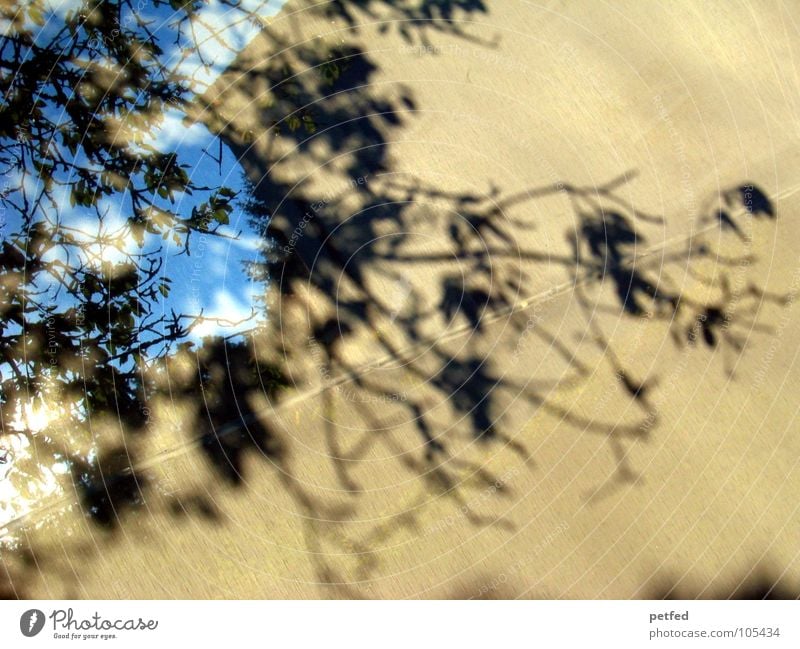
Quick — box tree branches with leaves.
[0,0,247,434]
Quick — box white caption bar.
[1,600,797,647]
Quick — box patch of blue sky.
[168,0,287,90]
[2,0,295,520]
[5,0,288,344]
[140,0,288,342]
[149,134,267,345]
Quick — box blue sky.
[7,0,289,343]
[139,0,287,342]
[0,0,289,533]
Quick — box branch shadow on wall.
[0,0,791,598]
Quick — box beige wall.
[4,0,800,598]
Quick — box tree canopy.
[0,0,250,436]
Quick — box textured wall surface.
[4,0,800,599]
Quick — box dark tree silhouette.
[0,0,789,599]
[0,0,264,466]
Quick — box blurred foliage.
[0,0,789,599]
[0,0,248,440]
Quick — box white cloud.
[188,286,257,340]
[170,0,286,90]
[140,108,213,153]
